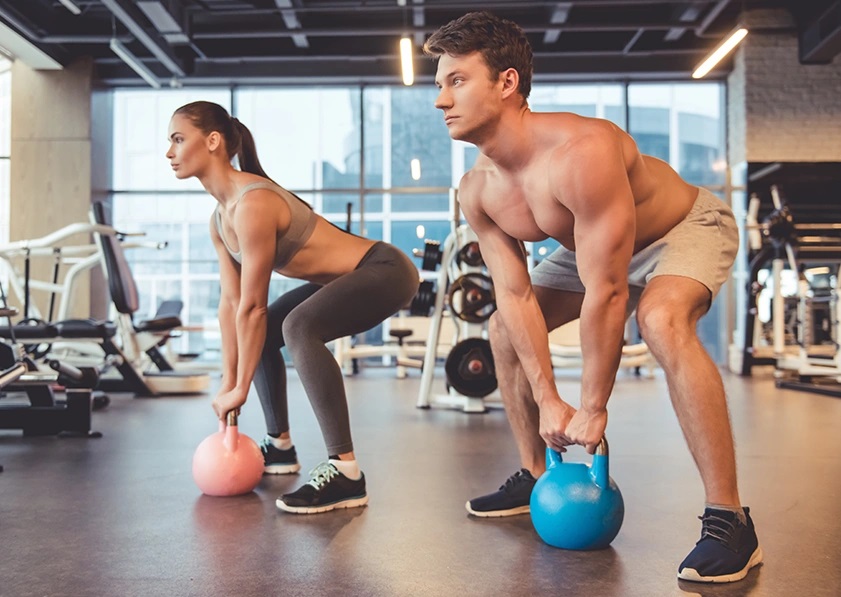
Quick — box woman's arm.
[213,190,289,417]
[210,216,242,394]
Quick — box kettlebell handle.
[595,436,609,456]
[544,436,609,465]
[545,436,612,489]
[591,436,610,489]
[223,409,240,452]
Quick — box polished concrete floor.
[1,365,840,597]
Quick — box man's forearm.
[578,291,628,412]
[496,291,559,406]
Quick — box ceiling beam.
[100,0,186,76]
[543,2,572,45]
[664,1,705,41]
[413,0,426,47]
[799,1,841,63]
[275,0,308,49]
[95,51,719,87]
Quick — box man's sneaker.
[466,469,537,517]
[276,461,368,514]
[260,438,301,475]
[678,507,763,583]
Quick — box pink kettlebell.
[192,410,264,496]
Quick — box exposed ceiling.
[0,0,837,88]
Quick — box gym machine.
[741,184,841,397]
[0,208,209,396]
[0,306,105,438]
[416,191,499,413]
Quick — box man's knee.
[636,303,696,350]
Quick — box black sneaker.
[260,438,301,475]
[466,469,537,517]
[678,507,763,583]
[276,461,368,514]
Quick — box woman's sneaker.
[678,507,763,583]
[276,461,368,514]
[466,469,537,517]
[260,438,301,475]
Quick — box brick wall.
[728,9,841,163]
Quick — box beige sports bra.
[214,181,318,269]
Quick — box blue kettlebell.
[530,437,624,550]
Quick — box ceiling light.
[692,26,748,79]
[58,0,81,15]
[411,158,421,181]
[110,38,161,88]
[400,37,414,86]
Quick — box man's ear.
[500,68,520,100]
[207,131,222,152]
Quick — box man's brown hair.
[424,11,533,101]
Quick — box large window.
[0,57,11,248]
[110,81,728,361]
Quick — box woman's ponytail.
[232,118,271,181]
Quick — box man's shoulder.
[459,158,495,192]
[531,112,620,149]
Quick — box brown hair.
[173,101,271,179]
[424,11,533,101]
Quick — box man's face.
[434,51,503,143]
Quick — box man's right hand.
[538,397,577,453]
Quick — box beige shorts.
[530,188,739,310]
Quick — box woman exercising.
[166,101,419,513]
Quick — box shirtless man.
[424,11,762,583]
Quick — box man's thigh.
[533,285,585,331]
[635,188,738,299]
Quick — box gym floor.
[1,367,839,597]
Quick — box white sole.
[276,494,368,514]
[264,462,301,475]
[678,546,764,583]
[465,501,530,518]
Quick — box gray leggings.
[252,242,419,455]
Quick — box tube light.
[400,37,414,86]
[110,38,161,88]
[692,27,748,79]
[58,0,82,15]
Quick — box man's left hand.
[564,407,608,454]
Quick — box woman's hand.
[212,387,248,420]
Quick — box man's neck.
[477,108,535,172]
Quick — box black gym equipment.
[414,240,443,272]
[739,181,841,397]
[409,281,436,317]
[0,304,104,438]
[417,219,500,413]
[444,338,497,398]
[448,273,496,323]
[456,241,484,268]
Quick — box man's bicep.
[557,135,636,291]
[475,226,532,295]
[574,210,634,292]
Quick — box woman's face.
[166,114,211,179]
